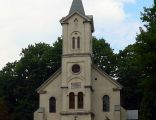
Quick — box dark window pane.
[72,37,75,49]
[77,37,80,49]
[72,64,80,73]
[69,92,75,109]
[78,92,83,109]
[103,95,110,112]
[49,97,56,113]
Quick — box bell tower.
[60,0,94,56]
[60,0,94,120]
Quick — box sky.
[0,0,153,70]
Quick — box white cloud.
[118,0,136,4]
[84,0,139,52]
[85,0,125,24]
[0,0,140,69]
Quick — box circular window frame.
[71,64,81,74]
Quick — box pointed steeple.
[69,0,85,15]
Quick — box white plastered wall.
[39,74,62,120]
[62,14,92,55]
[92,68,121,120]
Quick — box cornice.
[60,111,94,115]
[84,85,94,92]
[62,53,92,58]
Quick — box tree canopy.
[116,45,142,109]
[134,1,156,119]
[92,37,116,77]
[0,98,12,120]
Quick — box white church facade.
[34,0,127,120]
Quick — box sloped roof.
[69,0,85,15]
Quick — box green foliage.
[92,37,116,77]
[0,62,18,115]
[0,38,62,120]
[134,1,156,119]
[116,45,142,109]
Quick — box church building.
[34,0,125,120]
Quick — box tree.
[134,1,156,119]
[0,62,18,116]
[0,98,12,120]
[0,38,62,120]
[13,38,62,120]
[116,45,142,109]
[92,37,116,77]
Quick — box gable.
[37,68,61,93]
[92,65,122,90]
[60,12,91,23]
[60,12,94,32]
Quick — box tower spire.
[69,0,85,15]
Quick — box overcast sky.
[0,0,153,70]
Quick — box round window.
[72,64,80,73]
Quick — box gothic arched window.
[78,92,83,109]
[72,37,75,49]
[49,97,56,113]
[103,95,110,112]
[69,92,75,109]
[77,37,80,49]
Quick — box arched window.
[72,37,75,49]
[49,97,56,113]
[78,92,83,109]
[103,95,110,112]
[77,37,80,49]
[69,92,75,109]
